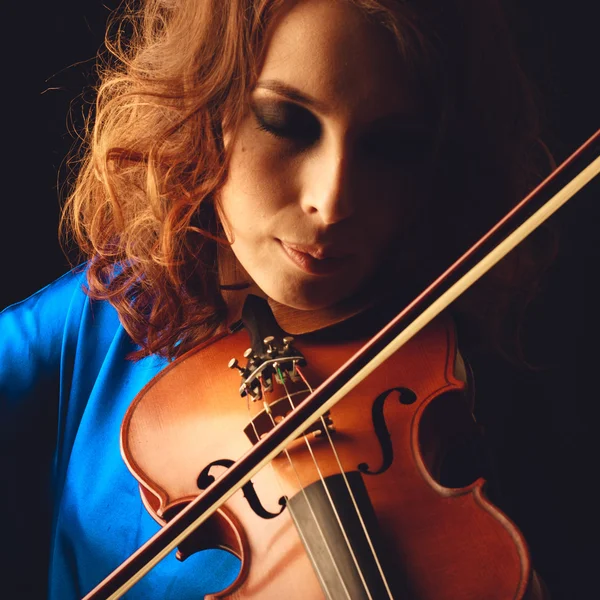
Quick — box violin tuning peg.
[263,336,275,354]
[228,358,245,375]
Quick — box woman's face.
[218,0,430,310]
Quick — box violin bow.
[84,129,599,600]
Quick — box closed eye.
[251,98,432,165]
[252,101,320,144]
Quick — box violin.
[84,130,599,599]
[119,300,530,599]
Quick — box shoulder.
[1,264,88,326]
[0,264,123,397]
[1,266,88,368]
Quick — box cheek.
[361,174,427,236]
[230,132,296,208]
[220,152,284,238]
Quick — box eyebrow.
[255,80,330,114]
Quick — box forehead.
[257,0,419,121]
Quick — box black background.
[1,1,598,306]
[2,1,598,599]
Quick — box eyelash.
[254,110,318,145]
[253,109,431,164]
[255,116,290,140]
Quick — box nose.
[300,142,356,225]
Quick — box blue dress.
[0,266,240,599]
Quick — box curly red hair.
[61,0,555,360]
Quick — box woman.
[1,0,582,597]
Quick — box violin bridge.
[243,397,335,446]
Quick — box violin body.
[121,314,538,599]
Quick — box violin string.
[275,367,378,600]
[254,375,352,600]
[294,365,394,599]
[247,375,351,600]
[268,372,368,600]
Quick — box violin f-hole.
[197,458,286,519]
[358,386,417,476]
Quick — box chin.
[264,274,359,312]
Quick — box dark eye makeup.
[251,99,432,165]
[252,101,320,143]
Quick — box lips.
[278,240,352,276]
[281,242,346,259]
